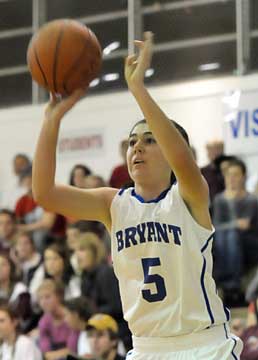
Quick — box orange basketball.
[27,19,102,96]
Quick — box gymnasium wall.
[1,72,258,194]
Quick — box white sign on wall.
[223,90,258,155]
[57,127,105,159]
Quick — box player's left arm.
[125,32,211,228]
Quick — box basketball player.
[32,32,243,359]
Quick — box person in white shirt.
[0,154,31,211]
[0,303,42,360]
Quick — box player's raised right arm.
[32,90,117,230]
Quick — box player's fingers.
[143,31,154,42]
[125,54,137,66]
[134,40,144,50]
[59,88,85,111]
[49,92,58,105]
[135,33,154,73]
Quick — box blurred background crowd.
[0,137,258,359]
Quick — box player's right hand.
[45,88,85,122]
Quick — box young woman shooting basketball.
[33,32,242,360]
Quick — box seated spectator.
[201,139,225,205]
[66,223,82,254]
[86,314,125,360]
[109,139,132,189]
[240,299,258,359]
[214,154,237,177]
[213,158,258,303]
[84,176,112,256]
[0,254,27,304]
[37,279,78,360]
[69,164,91,188]
[66,221,108,275]
[66,223,82,276]
[15,166,65,252]
[76,233,131,350]
[230,318,246,338]
[241,326,258,360]
[0,209,17,255]
[0,254,35,333]
[0,303,42,360]
[85,175,106,189]
[64,297,94,357]
[30,244,81,301]
[10,231,42,286]
[0,153,31,211]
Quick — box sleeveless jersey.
[110,184,229,337]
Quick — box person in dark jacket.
[76,232,131,350]
[212,158,258,303]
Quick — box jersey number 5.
[141,257,167,302]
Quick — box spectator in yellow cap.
[86,314,125,360]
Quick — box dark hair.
[0,254,19,295]
[44,243,74,283]
[14,153,31,165]
[19,165,32,181]
[213,155,237,170]
[0,302,19,320]
[129,119,190,184]
[226,158,247,176]
[69,164,92,186]
[0,209,16,223]
[129,119,190,146]
[64,296,94,321]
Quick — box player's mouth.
[133,159,145,166]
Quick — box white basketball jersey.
[110,184,230,337]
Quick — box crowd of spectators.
[199,140,258,359]
[0,140,131,359]
[0,138,258,359]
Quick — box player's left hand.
[125,31,153,92]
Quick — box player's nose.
[133,140,144,153]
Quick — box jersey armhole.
[172,184,215,236]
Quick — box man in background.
[86,314,125,360]
[1,153,31,210]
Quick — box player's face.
[127,122,171,186]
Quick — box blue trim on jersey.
[201,233,231,323]
[118,188,126,196]
[224,321,238,359]
[223,323,229,339]
[131,186,171,203]
[230,338,238,360]
[223,304,231,321]
[200,256,215,325]
[201,232,215,253]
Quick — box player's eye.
[129,139,136,146]
[145,137,156,144]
